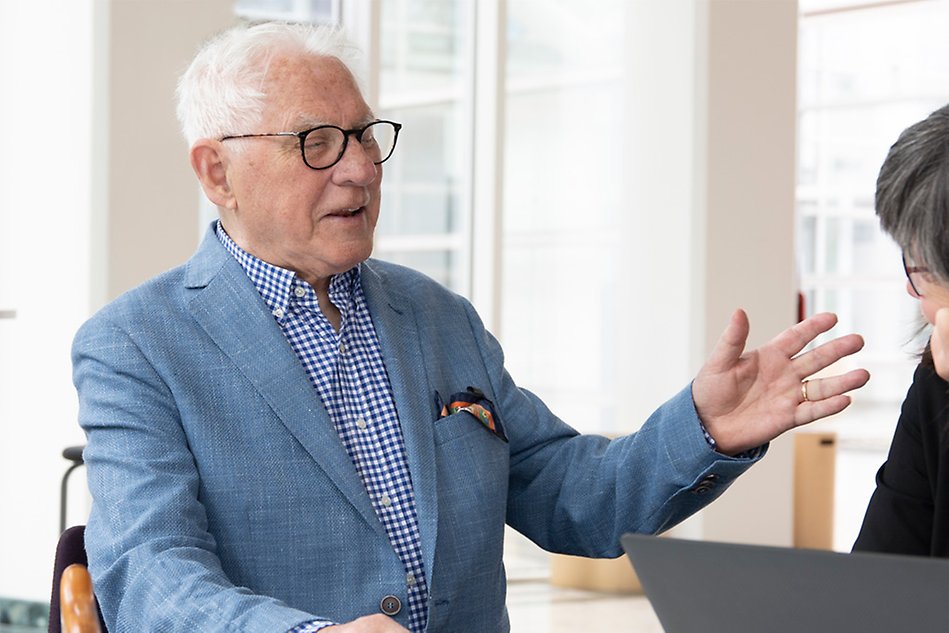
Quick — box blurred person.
[854,104,949,556]
[73,21,869,633]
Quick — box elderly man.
[72,21,869,633]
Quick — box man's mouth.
[328,206,364,218]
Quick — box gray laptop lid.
[621,533,949,633]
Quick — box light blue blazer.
[73,225,760,632]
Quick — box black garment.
[854,364,949,556]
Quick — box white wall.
[0,0,234,603]
[0,0,96,602]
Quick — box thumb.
[706,308,749,372]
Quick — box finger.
[792,333,866,378]
[795,394,852,426]
[770,312,839,358]
[800,369,870,402]
[706,308,750,371]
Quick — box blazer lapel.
[361,261,439,585]
[183,229,384,537]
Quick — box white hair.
[175,21,363,146]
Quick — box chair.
[49,525,107,633]
[60,446,86,534]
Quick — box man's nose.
[332,139,378,185]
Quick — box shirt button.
[272,307,284,318]
[380,595,401,616]
[380,494,392,507]
[406,573,416,587]
[356,418,368,430]
[294,286,306,298]
[339,342,346,354]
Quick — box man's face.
[220,54,381,289]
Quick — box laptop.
[621,533,949,633]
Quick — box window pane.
[376,0,471,294]
[502,0,625,434]
[380,0,465,94]
[799,3,949,108]
[504,82,622,234]
[798,1,949,433]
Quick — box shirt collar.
[215,220,361,322]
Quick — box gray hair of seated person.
[175,21,362,147]
[875,103,949,282]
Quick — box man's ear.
[190,139,237,210]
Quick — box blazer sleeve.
[852,364,949,556]
[453,298,765,558]
[72,315,321,633]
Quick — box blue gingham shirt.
[216,223,429,632]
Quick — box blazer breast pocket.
[433,410,509,471]
[434,410,492,446]
[432,410,510,523]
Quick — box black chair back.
[49,525,107,633]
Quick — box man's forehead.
[262,54,373,130]
[266,53,363,96]
[288,112,376,130]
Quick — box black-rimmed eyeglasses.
[220,120,402,170]
[903,253,931,298]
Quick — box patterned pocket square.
[435,386,508,443]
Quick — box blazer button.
[692,474,720,494]
[380,595,402,616]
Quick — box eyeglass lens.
[302,121,398,169]
[904,254,930,297]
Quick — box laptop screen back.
[621,533,949,633]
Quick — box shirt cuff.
[698,419,762,460]
[288,619,338,632]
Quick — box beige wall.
[98,0,236,306]
[618,0,798,546]
[698,0,799,546]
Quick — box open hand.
[693,310,870,455]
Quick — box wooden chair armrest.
[60,563,103,633]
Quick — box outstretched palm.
[693,309,870,455]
